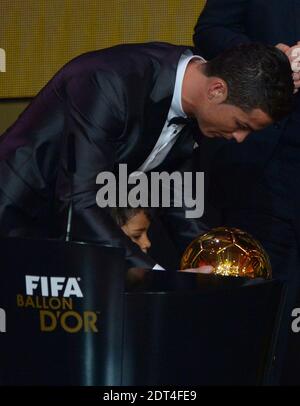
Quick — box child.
[110,206,211,273]
[110,207,152,254]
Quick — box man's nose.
[232,130,250,143]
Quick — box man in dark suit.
[194,0,300,280]
[193,0,300,384]
[0,41,293,269]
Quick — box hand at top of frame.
[276,41,300,92]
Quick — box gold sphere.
[180,227,272,279]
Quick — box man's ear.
[207,79,228,103]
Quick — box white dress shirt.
[130,50,205,270]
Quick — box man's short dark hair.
[203,43,294,121]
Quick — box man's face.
[195,103,273,143]
[182,62,274,143]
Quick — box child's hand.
[179,265,214,274]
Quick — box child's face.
[121,211,151,253]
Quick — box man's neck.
[181,59,206,117]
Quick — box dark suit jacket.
[0,42,207,268]
[194,1,300,384]
[194,0,300,56]
[193,0,300,277]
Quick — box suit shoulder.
[59,42,191,77]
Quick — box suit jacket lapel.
[125,46,190,173]
[154,123,201,172]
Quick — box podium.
[0,238,283,385]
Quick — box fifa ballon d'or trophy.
[180,227,271,279]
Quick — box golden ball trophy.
[180,227,271,279]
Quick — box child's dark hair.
[109,207,152,227]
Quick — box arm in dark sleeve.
[193,0,251,59]
[159,154,210,259]
[61,72,157,269]
[161,204,209,259]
